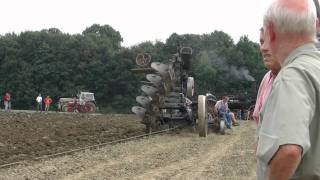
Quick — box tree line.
[0,24,266,113]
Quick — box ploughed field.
[0,111,145,165]
[0,110,257,179]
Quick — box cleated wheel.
[197,95,208,137]
[219,119,225,135]
[136,53,151,67]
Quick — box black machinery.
[131,47,221,137]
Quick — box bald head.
[279,0,310,12]
[261,0,318,65]
[264,0,316,36]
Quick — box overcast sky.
[0,0,273,47]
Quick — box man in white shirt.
[215,96,232,128]
[36,94,43,111]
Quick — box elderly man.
[256,0,320,179]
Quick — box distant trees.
[0,24,265,112]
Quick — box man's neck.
[275,34,314,65]
[271,70,279,76]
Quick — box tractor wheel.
[84,102,96,113]
[61,105,69,112]
[219,119,225,135]
[197,95,208,137]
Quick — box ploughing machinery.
[131,47,212,137]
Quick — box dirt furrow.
[0,120,257,180]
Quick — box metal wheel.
[197,95,208,137]
[136,53,151,67]
[219,119,225,135]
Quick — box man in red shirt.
[44,96,53,111]
[3,93,11,111]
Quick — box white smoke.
[198,50,256,82]
[229,66,255,81]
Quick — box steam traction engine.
[131,47,211,137]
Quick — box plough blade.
[131,106,146,118]
[151,62,169,76]
[146,74,162,86]
[141,85,158,97]
[136,96,152,108]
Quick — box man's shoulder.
[215,100,222,106]
[282,54,320,80]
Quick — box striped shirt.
[253,71,276,124]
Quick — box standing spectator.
[36,94,43,111]
[253,28,281,124]
[3,93,11,111]
[256,0,320,179]
[44,96,52,111]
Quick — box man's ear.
[267,23,276,42]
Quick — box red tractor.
[58,92,97,113]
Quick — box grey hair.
[263,0,317,36]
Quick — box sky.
[0,0,274,47]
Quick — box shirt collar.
[266,70,276,82]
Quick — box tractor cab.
[79,92,95,104]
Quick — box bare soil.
[0,110,257,179]
[0,111,145,165]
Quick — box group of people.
[36,94,52,111]
[1,93,53,112]
[254,0,320,179]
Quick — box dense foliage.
[0,24,266,112]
